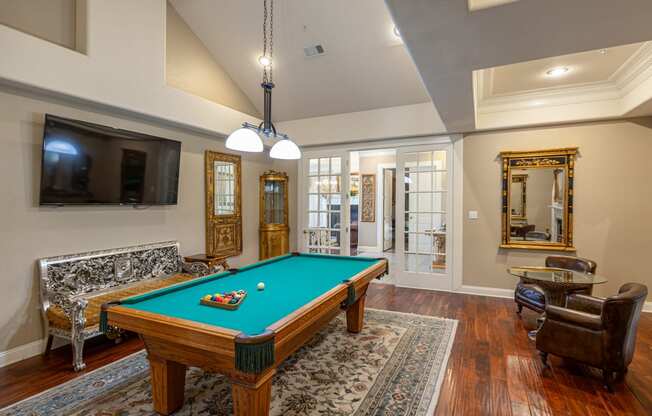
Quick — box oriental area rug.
[0,309,457,416]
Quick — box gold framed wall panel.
[360,174,376,223]
[205,151,242,259]
[499,147,577,252]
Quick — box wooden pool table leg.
[231,369,275,416]
[346,292,367,333]
[148,355,187,415]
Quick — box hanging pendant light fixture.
[225,0,301,160]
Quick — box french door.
[396,144,452,290]
[298,151,350,255]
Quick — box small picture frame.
[360,174,376,222]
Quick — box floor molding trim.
[357,246,381,253]
[456,285,514,299]
[0,339,44,369]
[456,285,652,313]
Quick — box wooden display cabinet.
[259,170,289,260]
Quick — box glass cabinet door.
[264,179,286,224]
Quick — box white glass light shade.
[225,127,263,152]
[270,138,301,160]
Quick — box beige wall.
[166,3,259,118]
[0,0,78,50]
[0,86,295,351]
[463,118,652,300]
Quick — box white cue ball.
[257,282,265,291]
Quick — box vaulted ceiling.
[171,0,652,134]
[170,0,430,122]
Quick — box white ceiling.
[489,43,645,96]
[386,0,652,132]
[170,0,430,122]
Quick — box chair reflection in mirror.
[500,148,577,251]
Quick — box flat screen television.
[39,114,181,205]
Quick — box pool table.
[101,253,388,415]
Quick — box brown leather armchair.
[536,283,648,390]
[515,255,597,314]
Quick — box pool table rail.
[101,255,388,416]
[104,305,239,354]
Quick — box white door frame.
[296,134,463,292]
[297,150,350,255]
[395,143,454,291]
[377,162,396,253]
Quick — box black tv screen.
[39,114,181,205]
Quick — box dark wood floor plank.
[0,285,650,416]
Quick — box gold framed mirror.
[205,151,242,259]
[500,148,577,251]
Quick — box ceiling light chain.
[225,0,301,160]
[269,0,273,82]
[262,0,274,83]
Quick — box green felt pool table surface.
[120,253,382,336]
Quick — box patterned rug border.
[367,308,458,415]
[0,349,147,413]
[0,308,458,415]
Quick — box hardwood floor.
[0,285,650,415]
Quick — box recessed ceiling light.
[545,66,570,78]
[258,55,272,67]
[599,49,607,55]
[393,25,401,38]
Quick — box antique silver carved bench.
[38,241,220,371]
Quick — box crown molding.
[475,42,652,117]
[468,0,520,12]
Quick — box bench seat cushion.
[47,273,198,330]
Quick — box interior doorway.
[381,167,396,252]
[346,150,397,283]
[298,139,455,291]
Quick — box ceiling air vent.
[303,44,325,58]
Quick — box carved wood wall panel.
[360,174,376,222]
[205,151,242,259]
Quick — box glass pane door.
[396,145,451,290]
[302,153,349,255]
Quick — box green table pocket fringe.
[235,338,275,374]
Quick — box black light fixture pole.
[225,0,301,159]
[260,82,276,136]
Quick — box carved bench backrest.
[38,241,181,309]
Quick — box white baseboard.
[357,246,381,253]
[455,285,513,299]
[455,285,652,314]
[0,339,44,368]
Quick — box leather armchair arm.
[566,294,604,315]
[545,304,603,331]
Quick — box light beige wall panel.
[271,158,298,251]
[463,118,652,300]
[0,87,294,351]
[165,3,259,118]
[0,0,76,49]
